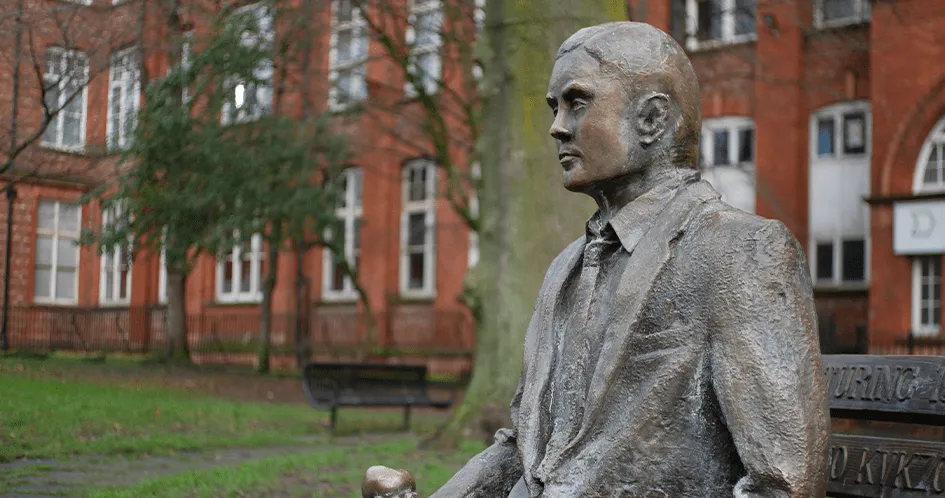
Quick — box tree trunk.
[294,242,310,370]
[434,0,626,447]
[258,236,280,373]
[165,267,190,363]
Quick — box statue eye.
[572,99,588,110]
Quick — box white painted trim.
[814,0,871,30]
[220,2,274,125]
[322,168,363,301]
[912,115,945,194]
[327,0,369,111]
[913,256,942,337]
[106,47,141,151]
[215,232,264,303]
[33,200,82,305]
[405,0,443,97]
[40,48,89,153]
[399,160,436,297]
[98,202,132,306]
[684,0,757,52]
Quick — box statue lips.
[558,150,581,169]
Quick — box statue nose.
[550,120,572,141]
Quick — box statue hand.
[362,465,419,498]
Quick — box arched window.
[913,115,945,193]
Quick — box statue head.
[547,22,701,195]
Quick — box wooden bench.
[824,354,945,496]
[301,362,453,432]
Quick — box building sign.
[894,200,945,254]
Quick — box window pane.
[36,236,54,266]
[843,112,866,154]
[925,146,941,184]
[119,265,129,299]
[409,166,427,201]
[841,239,865,281]
[331,261,345,291]
[336,174,348,209]
[415,11,441,47]
[353,218,362,271]
[713,130,729,166]
[734,0,756,36]
[240,259,252,292]
[104,260,115,300]
[816,242,834,281]
[42,84,59,144]
[223,261,234,293]
[697,0,723,41]
[408,212,426,246]
[408,252,425,289]
[337,30,354,64]
[353,169,363,208]
[34,268,51,298]
[57,238,77,268]
[336,0,353,23]
[738,127,754,163]
[817,117,835,156]
[109,87,122,146]
[823,0,855,22]
[56,270,76,300]
[37,201,56,230]
[59,204,80,233]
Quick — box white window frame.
[811,238,869,288]
[34,200,82,305]
[322,168,363,301]
[180,31,194,105]
[99,202,132,306]
[106,48,141,151]
[221,2,274,125]
[474,0,485,33]
[328,0,369,111]
[40,48,89,152]
[913,256,942,337]
[913,115,945,194]
[814,0,871,29]
[700,116,754,169]
[158,246,167,304]
[808,101,872,289]
[400,160,436,297]
[405,0,442,97]
[811,101,870,161]
[215,232,264,303]
[684,0,757,51]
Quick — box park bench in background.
[825,354,945,496]
[301,362,454,432]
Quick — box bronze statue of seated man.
[365,21,830,498]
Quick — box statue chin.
[362,466,419,498]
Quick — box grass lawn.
[0,356,449,462]
[89,438,486,498]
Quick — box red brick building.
[629,0,945,353]
[0,0,479,373]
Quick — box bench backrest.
[824,354,945,497]
[302,362,430,408]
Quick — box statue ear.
[636,93,670,146]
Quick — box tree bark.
[433,0,626,447]
[165,267,190,363]
[258,234,280,373]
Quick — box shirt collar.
[585,169,701,254]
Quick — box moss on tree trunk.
[434,0,627,447]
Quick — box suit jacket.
[432,175,830,498]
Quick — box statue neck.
[592,165,689,226]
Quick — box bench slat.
[827,434,945,497]
[824,355,945,425]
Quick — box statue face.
[547,49,635,193]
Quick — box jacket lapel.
[517,237,584,475]
[572,180,719,444]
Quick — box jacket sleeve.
[428,375,524,498]
[707,220,830,497]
